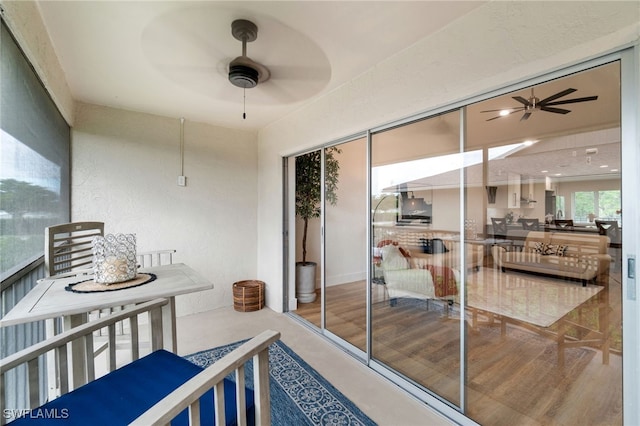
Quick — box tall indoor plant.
[295,147,340,303]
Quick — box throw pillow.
[424,264,458,297]
[532,242,566,256]
[545,243,558,255]
[381,244,409,271]
[398,246,412,258]
[532,242,547,254]
[555,244,568,256]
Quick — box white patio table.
[0,263,213,395]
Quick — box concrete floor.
[175,306,454,426]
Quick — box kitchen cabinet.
[507,172,520,208]
[520,175,536,207]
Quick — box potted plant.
[504,210,514,225]
[295,147,340,303]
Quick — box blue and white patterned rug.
[184,340,377,426]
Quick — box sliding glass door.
[369,61,623,424]
[292,137,368,354]
[288,55,631,425]
[464,61,622,424]
[371,111,464,406]
[324,138,367,351]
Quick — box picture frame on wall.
[397,189,432,226]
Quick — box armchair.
[378,242,459,306]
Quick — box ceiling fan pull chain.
[243,87,246,120]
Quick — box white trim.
[621,44,640,425]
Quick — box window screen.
[1,21,70,282]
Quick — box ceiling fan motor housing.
[229,64,259,88]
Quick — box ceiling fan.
[481,87,598,121]
[142,10,332,114]
[227,19,270,89]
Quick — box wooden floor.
[294,267,623,425]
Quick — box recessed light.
[541,170,548,173]
[554,173,562,176]
[499,110,510,117]
[600,165,608,168]
[611,169,619,172]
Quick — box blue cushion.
[9,349,254,425]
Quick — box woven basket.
[233,280,265,312]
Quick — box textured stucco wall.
[72,103,258,315]
[257,1,640,312]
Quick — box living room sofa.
[491,230,611,286]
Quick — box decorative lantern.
[93,234,137,284]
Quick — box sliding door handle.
[628,255,636,301]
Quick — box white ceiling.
[35,1,621,185]
[36,1,485,130]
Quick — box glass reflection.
[371,111,463,406]
[464,62,622,424]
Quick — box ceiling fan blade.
[538,88,577,104]
[544,95,598,106]
[540,106,571,114]
[512,96,531,106]
[485,115,503,121]
[520,112,532,121]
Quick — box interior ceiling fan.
[481,87,598,121]
[227,19,270,89]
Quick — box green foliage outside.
[0,235,44,275]
[574,190,621,222]
[0,179,59,218]
[0,179,62,278]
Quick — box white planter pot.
[295,262,317,303]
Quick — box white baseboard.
[326,271,366,287]
[288,297,298,311]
